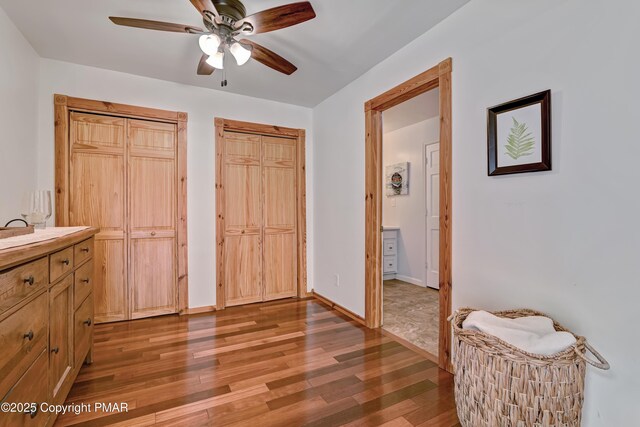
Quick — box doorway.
[364,58,453,371]
[214,118,308,310]
[380,90,441,358]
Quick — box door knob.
[51,346,59,354]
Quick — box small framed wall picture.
[487,90,551,176]
[385,162,409,196]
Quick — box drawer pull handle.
[84,318,92,326]
[150,231,156,236]
[61,258,70,266]
[51,346,59,354]
[23,330,34,341]
[24,276,35,286]
[81,278,90,284]
[29,406,38,419]
[80,247,90,253]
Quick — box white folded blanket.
[462,310,576,356]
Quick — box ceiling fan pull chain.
[221,53,228,87]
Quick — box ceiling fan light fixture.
[230,42,252,66]
[198,34,221,56]
[206,50,225,69]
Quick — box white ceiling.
[0,0,468,107]
[383,89,439,133]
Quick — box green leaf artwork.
[504,117,536,160]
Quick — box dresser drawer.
[0,292,47,398]
[50,246,73,283]
[383,238,396,256]
[383,256,397,273]
[0,257,48,314]
[74,260,93,310]
[74,238,94,267]
[74,293,93,367]
[0,349,49,427]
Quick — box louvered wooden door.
[222,132,297,306]
[69,113,178,322]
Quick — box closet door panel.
[93,238,126,322]
[130,238,176,318]
[70,112,125,153]
[70,113,127,323]
[129,120,176,156]
[263,233,296,300]
[128,120,178,319]
[263,167,296,230]
[224,235,262,306]
[223,132,262,306]
[129,157,176,231]
[262,136,297,300]
[69,153,125,230]
[225,164,261,234]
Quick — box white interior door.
[425,143,440,289]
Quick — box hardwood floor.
[55,298,459,426]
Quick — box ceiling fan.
[109,0,316,83]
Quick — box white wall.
[382,117,439,285]
[36,59,314,309]
[312,0,640,425]
[0,6,39,223]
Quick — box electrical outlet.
[333,273,340,287]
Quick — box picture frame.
[487,90,551,176]
[385,162,409,196]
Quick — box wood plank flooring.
[55,298,459,426]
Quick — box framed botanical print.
[487,90,551,176]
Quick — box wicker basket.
[451,308,609,427]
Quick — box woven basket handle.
[575,341,610,370]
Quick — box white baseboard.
[395,274,425,287]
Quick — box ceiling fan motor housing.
[212,0,247,22]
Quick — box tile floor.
[383,279,439,356]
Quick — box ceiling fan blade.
[189,0,219,18]
[241,39,297,75]
[197,54,216,75]
[109,17,203,33]
[236,2,316,35]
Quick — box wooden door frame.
[364,58,453,371]
[53,94,189,315]
[215,118,307,310]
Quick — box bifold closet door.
[69,113,127,322]
[223,132,263,306]
[69,113,178,322]
[262,136,297,300]
[128,119,178,319]
[222,131,297,307]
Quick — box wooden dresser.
[0,227,98,427]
